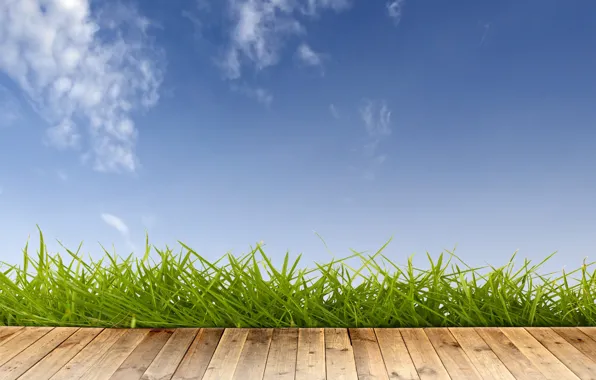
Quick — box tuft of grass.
[0,229,595,328]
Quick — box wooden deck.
[1,327,596,380]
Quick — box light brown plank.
[399,328,450,380]
[109,329,175,380]
[475,328,546,380]
[0,327,78,380]
[82,329,150,380]
[140,328,199,380]
[526,327,596,379]
[578,328,596,348]
[20,328,104,380]
[325,328,358,380]
[374,328,420,380]
[49,328,127,380]
[295,328,325,380]
[202,328,249,380]
[0,327,53,367]
[552,327,596,363]
[0,327,24,346]
[349,328,389,380]
[448,327,515,380]
[232,328,274,380]
[425,328,482,380]
[171,328,224,380]
[500,327,580,380]
[263,328,298,380]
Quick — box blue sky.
[0,0,595,276]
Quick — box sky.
[0,0,595,277]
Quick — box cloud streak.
[0,0,165,172]
[386,0,406,25]
[358,99,392,180]
[221,0,350,79]
[101,213,135,251]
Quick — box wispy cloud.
[57,170,68,182]
[231,83,273,106]
[296,43,323,67]
[0,87,21,128]
[386,0,406,25]
[221,0,351,79]
[329,104,340,119]
[358,99,392,180]
[101,213,135,250]
[0,1,165,173]
[359,99,392,139]
[479,22,491,46]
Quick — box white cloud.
[222,0,351,79]
[231,83,273,106]
[329,104,340,119]
[296,43,322,67]
[359,99,392,138]
[101,213,129,236]
[57,170,68,181]
[386,0,406,25]
[0,0,165,172]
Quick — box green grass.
[0,229,595,328]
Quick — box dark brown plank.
[295,328,325,380]
[140,328,199,380]
[325,328,358,380]
[263,328,298,380]
[20,328,104,380]
[109,329,175,380]
[374,328,420,380]
[0,327,78,380]
[399,328,450,380]
[349,328,389,380]
[171,328,224,380]
[202,328,249,380]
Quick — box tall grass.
[0,229,595,328]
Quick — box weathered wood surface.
[0,326,595,379]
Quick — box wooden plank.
[0,327,78,380]
[577,327,596,347]
[109,329,175,380]
[0,327,53,367]
[0,327,24,346]
[202,328,249,380]
[552,327,596,363]
[374,328,420,380]
[20,328,104,380]
[171,328,224,380]
[140,328,199,380]
[232,328,274,380]
[349,328,389,380]
[526,327,596,379]
[49,328,127,380]
[499,327,580,380]
[399,328,450,380]
[295,328,325,380]
[475,328,546,380]
[425,328,482,380]
[325,328,358,380]
[82,328,150,380]
[263,328,298,380]
[448,327,515,380]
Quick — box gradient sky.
[0,0,595,276]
